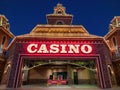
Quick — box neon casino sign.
[27,43,93,54]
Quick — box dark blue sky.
[0,0,120,36]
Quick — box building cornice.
[7,33,104,51]
[30,24,89,34]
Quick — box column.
[67,65,73,85]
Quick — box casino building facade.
[1,4,120,89]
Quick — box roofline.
[103,37,111,50]
[0,26,15,38]
[104,27,120,39]
[7,37,17,50]
[46,14,73,17]
[7,34,104,51]
[111,16,120,23]
[30,24,89,34]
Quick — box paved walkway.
[0,84,120,90]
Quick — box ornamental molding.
[30,25,89,34]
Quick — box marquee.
[27,43,93,54]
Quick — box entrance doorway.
[21,59,97,86]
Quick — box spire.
[109,16,120,30]
[0,14,10,30]
[54,3,66,15]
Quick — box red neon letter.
[81,44,92,54]
[27,44,38,53]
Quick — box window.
[56,20,64,25]
[0,46,2,53]
[57,21,63,25]
[112,37,116,47]
[112,37,119,55]
[0,18,2,26]
[2,36,6,45]
[0,36,6,53]
[57,11,62,14]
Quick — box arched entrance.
[21,59,97,86]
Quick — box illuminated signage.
[27,43,92,54]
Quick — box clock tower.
[46,3,73,25]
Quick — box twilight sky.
[0,0,120,36]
